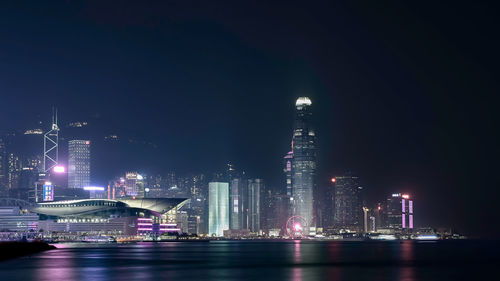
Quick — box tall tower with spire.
[290,97,316,231]
[43,108,59,173]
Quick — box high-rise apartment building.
[333,174,363,230]
[208,182,229,236]
[68,140,90,189]
[290,97,316,229]
[247,178,263,232]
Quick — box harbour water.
[0,240,497,281]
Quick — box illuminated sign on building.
[43,181,54,201]
[83,186,105,191]
[53,165,65,173]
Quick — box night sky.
[0,1,498,237]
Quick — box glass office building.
[68,140,90,189]
[208,182,229,236]
[291,97,316,230]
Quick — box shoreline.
[0,242,56,261]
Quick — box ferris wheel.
[286,215,308,238]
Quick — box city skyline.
[0,1,498,240]
[0,98,455,238]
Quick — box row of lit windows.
[41,201,118,208]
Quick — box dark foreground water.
[0,240,498,280]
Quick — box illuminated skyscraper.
[290,97,316,229]
[247,178,263,232]
[229,178,246,230]
[68,140,90,189]
[386,193,414,232]
[333,174,363,230]
[7,153,20,190]
[283,151,293,196]
[208,182,229,236]
[125,172,144,197]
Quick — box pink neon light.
[137,228,153,231]
[409,215,413,229]
[402,199,406,213]
[409,200,413,214]
[159,223,177,226]
[402,214,406,228]
[137,223,153,226]
[137,218,153,221]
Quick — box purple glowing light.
[409,215,413,229]
[83,186,105,191]
[402,199,406,212]
[53,165,65,173]
[402,214,406,228]
[409,200,413,214]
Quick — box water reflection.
[399,241,416,281]
[0,241,492,281]
[292,240,302,281]
[325,242,342,280]
[34,249,76,281]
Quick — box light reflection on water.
[0,240,497,281]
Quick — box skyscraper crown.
[295,97,312,107]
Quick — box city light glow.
[83,186,105,191]
[53,165,65,173]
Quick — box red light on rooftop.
[85,141,90,145]
[402,194,410,199]
[378,206,381,210]
[331,178,336,183]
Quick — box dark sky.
[0,1,498,237]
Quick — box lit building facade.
[0,138,6,195]
[125,172,145,197]
[283,151,293,197]
[0,206,39,232]
[333,174,363,230]
[208,182,229,236]
[247,178,263,232]
[386,193,414,232]
[68,140,90,189]
[229,178,246,230]
[7,153,20,190]
[290,97,316,230]
[31,198,187,235]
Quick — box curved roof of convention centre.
[30,198,188,217]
